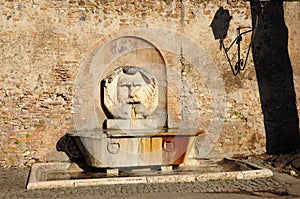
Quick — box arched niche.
[73,36,167,131]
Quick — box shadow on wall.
[250,1,299,154]
[211,3,300,154]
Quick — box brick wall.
[0,0,299,167]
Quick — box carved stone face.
[103,66,158,119]
[117,72,145,104]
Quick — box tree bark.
[250,0,300,154]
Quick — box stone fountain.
[26,33,273,190]
[69,65,203,169]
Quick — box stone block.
[161,165,173,172]
[106,119,158,130]
[106,168,119,177]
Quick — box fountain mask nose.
[127,87,142,104]
[128,83,141,98]
[128,86,134,98]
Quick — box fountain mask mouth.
[127,101,141,105]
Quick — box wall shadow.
[250,1,300,154]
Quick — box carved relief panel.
[103,66,158,120]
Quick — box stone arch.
[73,34,168,131]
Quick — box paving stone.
[0,167,296,199]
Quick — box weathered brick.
[0,0,298,167]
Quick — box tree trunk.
[250,0,300,154]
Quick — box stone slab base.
[26,158,273,190]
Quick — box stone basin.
[69,129,203,168]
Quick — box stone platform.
[2,157,300,199]
[27,158,273,190]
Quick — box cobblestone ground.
[0,167,291,199]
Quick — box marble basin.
[69,129,203,168]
